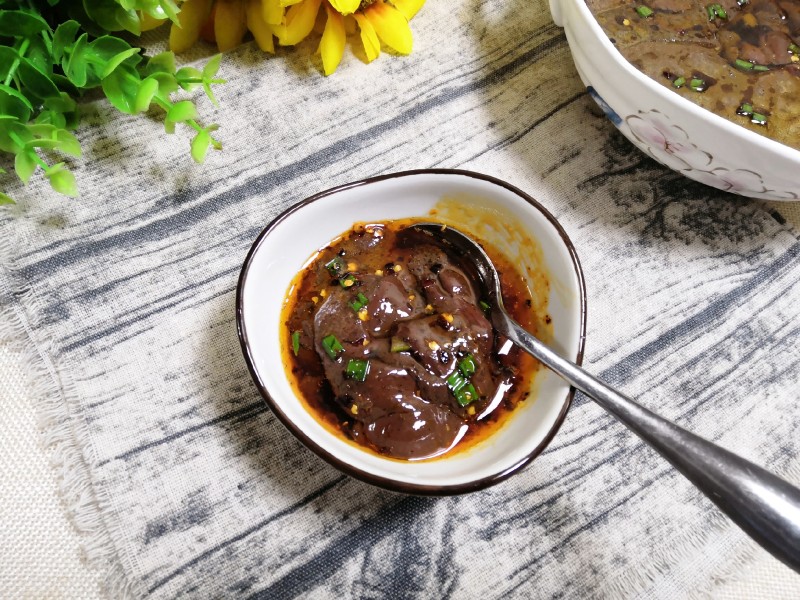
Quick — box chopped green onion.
[458,354,477,378]
[735,58,754,71]
[390,336,412,352]
[689,77,706,91]
[345,358,370,382]
[478,300,492,315]
[790,44,800,55]
[339,273,358,288]
[455,383,478,407]
[753,64,770,72]
[672,76,686,88]
[446,370,467,393]
[291,330,301,356]
[737,104,767,124]
[322,334,344,360]
[325,256,346,277]
[635,5,654,17]
[349,292,370,312]
[446,370,479,406]
[706,3,727,19]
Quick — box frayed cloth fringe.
[0,237,141,599]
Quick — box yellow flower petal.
[319,5,345,75]
[262,0,284,25]
[169,0,212,53]
[354,13,380,62]
[277,0,322,45]
[247,0,276,52]
[364,1,412,55]
[215,0,248,52]
[390,0,425,20]
[328,0,361,15]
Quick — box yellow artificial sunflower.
[141,0,425,75]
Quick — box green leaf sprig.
[0,0,224,204]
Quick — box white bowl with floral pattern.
[550,0,800,201]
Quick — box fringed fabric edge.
[0,236,143,599]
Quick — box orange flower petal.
[354,13,380,62]
[277,0,322,45]
[364,1,412,55]
[319,5,346,75]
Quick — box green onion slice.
[322,334,344,360]
[345,358,370,382]
[689,78,706,91]
[350,292,369,312]
[672,76,686,88]
[636,5,654,17]
[446,370,479,406]
[753,64,770,72]
[751,112,768,125]
[291,330,301,356]
[447,370,468,393]
[339,273,358,288]
[478,300,491,315]
[706,3,727,19]
[325,256,346,277]
[390,336,412,352]
[736,103,754,116]
[458,354,477,378]
[735,58,754,70]
[790,44,800,55]
[455,383,478,407]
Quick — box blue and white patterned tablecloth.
[2,1,800,597]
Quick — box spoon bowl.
[401,222,800,573]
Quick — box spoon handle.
[496,312,800,572]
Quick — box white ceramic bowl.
[236,170,586,494]
[551,0,800,201]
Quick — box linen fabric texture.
[2,0,800,597]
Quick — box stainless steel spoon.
[401,222,800,572]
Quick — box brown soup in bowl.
[280,220,548,461]
[587,0,800,149]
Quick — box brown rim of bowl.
[235,168,588,496]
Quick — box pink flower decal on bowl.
[623,109,798,200]
[627,111,712,172]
